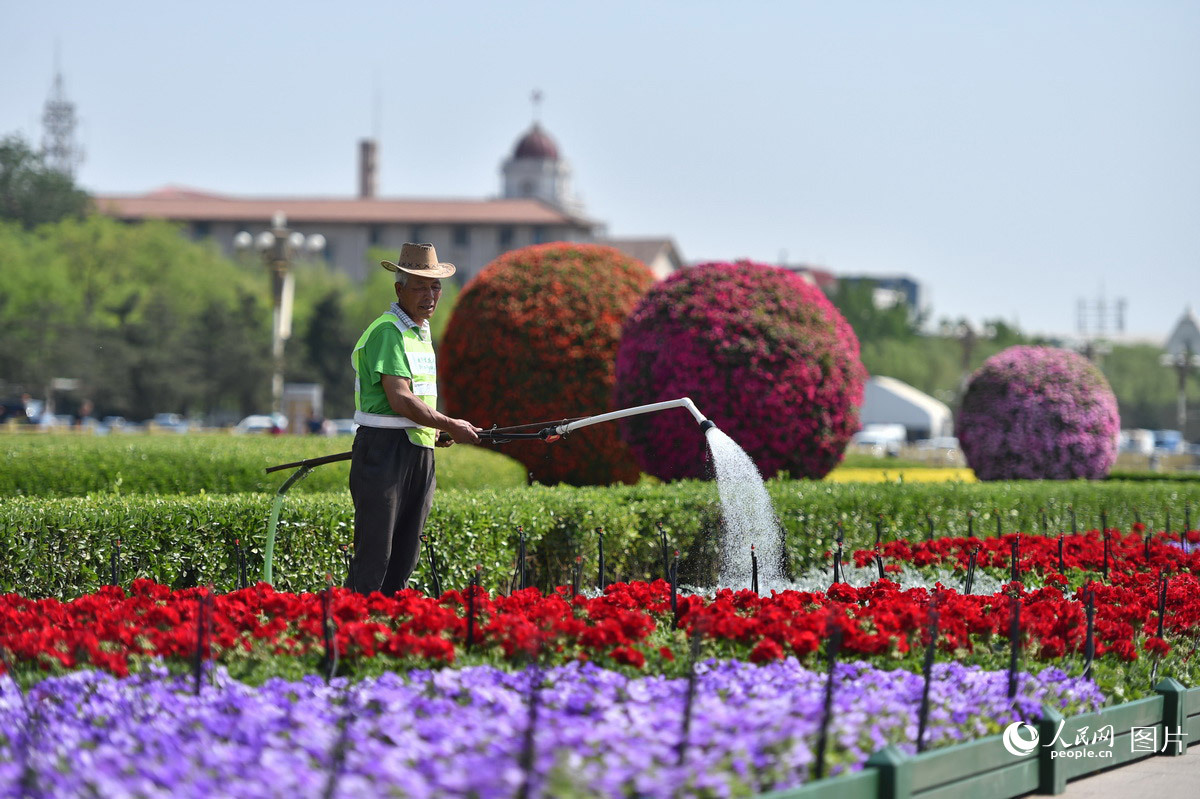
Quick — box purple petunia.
[0,660,1103,798]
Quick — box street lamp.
[234,211,325,415]
[1161,308,1200,438]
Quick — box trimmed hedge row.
[3,480,1198,599]
[0,434,526,495]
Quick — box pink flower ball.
[614,261,866,480]
[958,346,1120,480]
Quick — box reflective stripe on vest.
[351,312,437,448]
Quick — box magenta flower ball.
[958,346,1120,480]
[614,261,866,480]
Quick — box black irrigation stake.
[916,601,940,753]
[192,591,211,696]
[1157,576,1169,639]
[1010,537,1020,583]
[963,548,978,596]
[596,527,606,592]
[516,664,542,799]
[1144,522,1153,560]
[994,509,1002,539]
[321,575,339,682]
[1007,597,1021,702]
[517,526,527,592]
[1058,535,1065,574]
[1083,588,1096,681]
[967,511,975,540]
[669,550,680,629]
[875,512,886,581]
[240,540,250,590]
[1102,530,1110,582]
[813,616,843,781]
[572,555,582,598]
[657,522,670,582]
[465,566,480,651]
[925,513,934,542]
[750,545,759,594]
[675,628,703,767]
[832,523,844,586]
[422,536,441,597]
[109,539,121,587]
[1101,509,1108,536]
[320,683,356,799]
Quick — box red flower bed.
[440,243,655,486]
[3,551,1197,679]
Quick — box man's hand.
[445,417,481,445]
[436,432,454,448]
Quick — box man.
[349,242,480,595]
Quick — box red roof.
[96,187,588,226]
[512,124,560,160]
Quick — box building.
[858,375,953,441]
[602,238,686,280]
[94,124,673,285]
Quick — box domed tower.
[501,122,583,216]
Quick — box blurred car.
[328,418,358,436]
[850,424,906,457]
[150,413,190,433]
[914,436,962,464]
[233,413,287,434]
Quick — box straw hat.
[380,243,456,278]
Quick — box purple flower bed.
[0,660,1102,798]
[958,345,1120,480]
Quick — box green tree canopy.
[0,134,91,229]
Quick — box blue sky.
[3,0,1197,340]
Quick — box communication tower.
[41,61,84,178]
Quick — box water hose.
[260,398,713,584]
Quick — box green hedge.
[0,433,526,495]
[2,480,1198,599]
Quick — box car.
[233,414,287,434]
[328,418,359,436]
[150,413,190,433]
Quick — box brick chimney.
[358,139,377,198]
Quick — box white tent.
[858,376,953,440]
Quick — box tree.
[0,134,90,229]
[830,280,922,344]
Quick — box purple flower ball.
[958,346,1120,480]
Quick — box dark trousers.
[348,426,435,595]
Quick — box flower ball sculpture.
[958,345,1120,480]
[441,243,655,485]
[614,260,866,480]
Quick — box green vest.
[352,312,438,448]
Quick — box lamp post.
[1161,308,1200,441]
[234,212,325,416]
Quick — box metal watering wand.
[259,398,713,584]
[477,397,715,443]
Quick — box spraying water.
[705,427,786,590]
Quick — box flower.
[957,346,1120,480]
[440,243,655,485]
[614,261,866,480]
